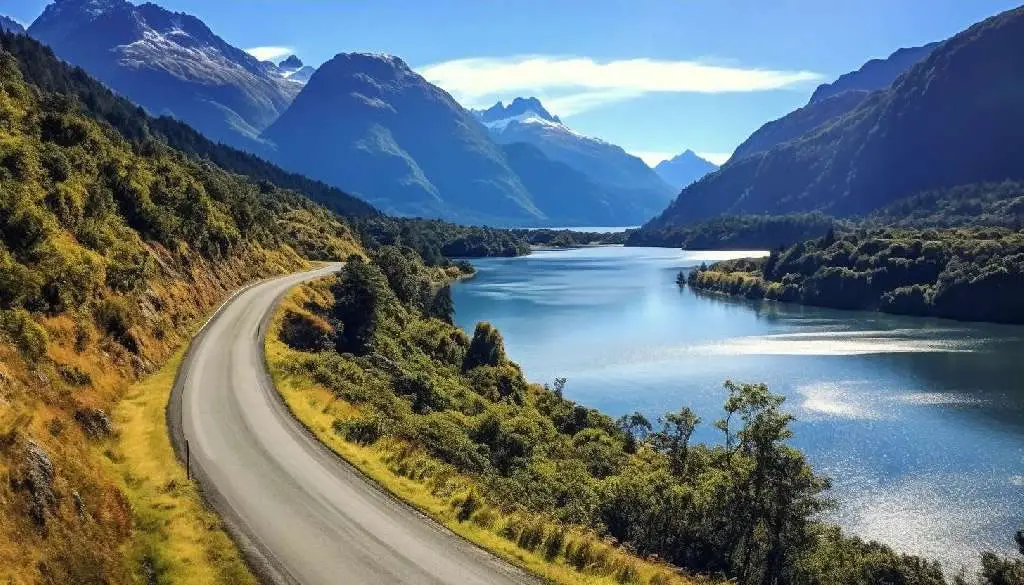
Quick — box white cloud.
[245,46,294,62]
[697,152,732,165]
[419,55,822,116]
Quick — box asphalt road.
[168,264,537,585]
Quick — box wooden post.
[186,439,190,481]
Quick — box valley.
[1,1,1023,584]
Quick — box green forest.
[686,227,1024,323]
[277,249,1024,585]
[626,213,835,250]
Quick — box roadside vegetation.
[686,227,1024,323]
[267,248,1024,585]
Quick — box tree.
[616,411,653,453]
[462,321,507,371]
[332,256,387,355]
[651,407,700,476]
[427,284,454,323]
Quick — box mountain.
[275,54,316,84]
[263,53,544,225]
[808,42,940,104]
[500,142,620,226]
[0,15,24,33]
[28,0,300,149]
[636,6,1024,234]
[729,90,869,161]
[653,150,719,189]
[474,97,676,223]
[730,42,937,161]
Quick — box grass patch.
[101,327,256,585]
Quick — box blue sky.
[8,0,1021,164]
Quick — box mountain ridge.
[635,6,1024,235]
[28,0,300,148]
[729,41,938,162]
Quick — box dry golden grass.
[103,342,256,585]
[265,283,702,585]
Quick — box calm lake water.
[452,246,1024,572]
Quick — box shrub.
[462,322,506,371]
[0,309,49,361]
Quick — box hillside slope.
[0,42,359,583]
[638,6,1024,234]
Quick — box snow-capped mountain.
[275,54,316,85]
[473,97,675,219]
[28,0,300,149]
[653,150,719,189]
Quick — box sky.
[7,0,1021,165]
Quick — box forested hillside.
[0,41,359,582]
[687,227,1024,323]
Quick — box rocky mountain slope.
[0,15,24,33]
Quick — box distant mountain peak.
[477,96,560,125]
[653,149,718,188]
[279,54,303,69]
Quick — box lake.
[452,245,1024,572]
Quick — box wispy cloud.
[245,46,294,62]
[697,152,732,165]
[419,55,822,116]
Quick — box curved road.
[168,265,536,585]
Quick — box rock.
[74,408,114,439]
[10,440,58,528]
[72,490,88,520]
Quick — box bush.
[0,309,49,361]
[462,322,507,371]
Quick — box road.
[168,264,537,585]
